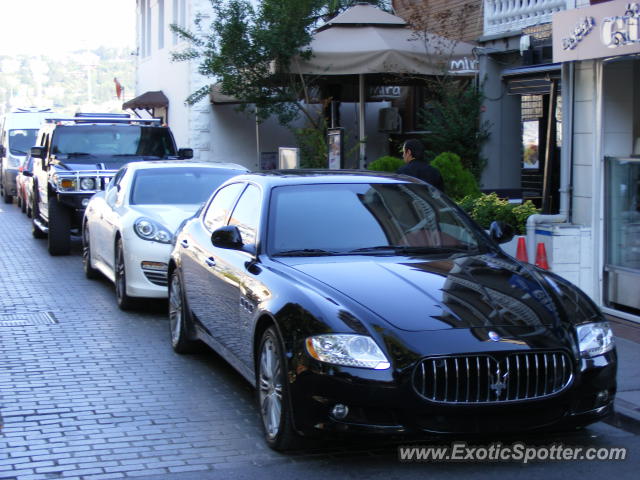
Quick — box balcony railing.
[484,0,570,36]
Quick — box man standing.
[397,139,444,191]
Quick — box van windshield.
[9,129,38,155]
[50,126,177,160]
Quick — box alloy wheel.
[258,335,284,440]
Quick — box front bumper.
[288,349,617,436]
[122,233,172,298]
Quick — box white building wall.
[571,60,597,227]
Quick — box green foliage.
[420,83,491,181]
[0,49,134,115]
[458,193,539,235]
[367,155,404,173]
[294,120,329,168]
[430,152,480,201]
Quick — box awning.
[122,91,169,110]
[502,64,561,95]
[209,84,242,105]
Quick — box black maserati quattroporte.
[167,171,616,450]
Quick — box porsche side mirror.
[211,225,243,250]
[178,148,193,160]
[489,221,515,245]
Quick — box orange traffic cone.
[516,237,528,263]
[535,242,549,270]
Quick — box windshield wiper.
[393,246,475,255]
[64,152,91,157]
[345,246,398,255]
[274,248,340,257]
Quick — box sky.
[0,0,136,57]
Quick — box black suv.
[28,113,193,255]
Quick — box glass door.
[605,156,640,311]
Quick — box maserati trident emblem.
[488,331,501,342]
[490,368,509,398]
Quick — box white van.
[0,107,55,203]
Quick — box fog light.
[141,261,168,271]
[595,390,609,407]
[81,198,90,207]
[331,404,349,420]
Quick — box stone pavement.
[0,200,639,480]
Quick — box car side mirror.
[178,148,193,160]
[211,225,243,250]
[489,221,515,245]
[30,146,46,159]
[105,188,118,206]
[22,170,33,177]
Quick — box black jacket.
[397,160,444,191]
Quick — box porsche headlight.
[305,334,390,370]
[133,217,173,244]
[576,322,614,358]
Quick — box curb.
[605,400,640,435]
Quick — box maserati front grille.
[413,352,573,404]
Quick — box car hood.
[54,157,162,171]
[279,253,569,332]
[131,204,200,233]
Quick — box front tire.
[82,224,100,280]
[168,270,199,353]
[115,238,135,310]
[47,196,71,255]
[257,327,298,451]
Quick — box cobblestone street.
[1,202,638,480]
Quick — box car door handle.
[205,257,216,268]
[180,239,189,249]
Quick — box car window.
[268,183,482,254]
[228,184,261,246]
[129,167,242,205]
[203,183,245,232]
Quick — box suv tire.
[47,196,71,255]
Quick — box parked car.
[168,170,617,451]
[0,107,55,204]
[30,113,194,256]
[16,154,35,216]
[82,161,248,310]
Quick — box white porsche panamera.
[82,161,248,309]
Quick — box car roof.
[122,161,249,172]
[225,169,424,187]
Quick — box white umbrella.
[290,4,478,168]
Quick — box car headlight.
[79,178,96,190]
[576,322,614,358]
[133,217,173,244]
[305,334,390,370]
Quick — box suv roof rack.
[75,112,131,118]
[44,116,162,125]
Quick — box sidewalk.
[608,316,640,430]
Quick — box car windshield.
[130,167,242,205]
[268,183,485,256]
[50,125,177,160]
[9,129,38,156]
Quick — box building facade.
[130,0,394,170]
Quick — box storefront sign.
[553,0,640,62]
